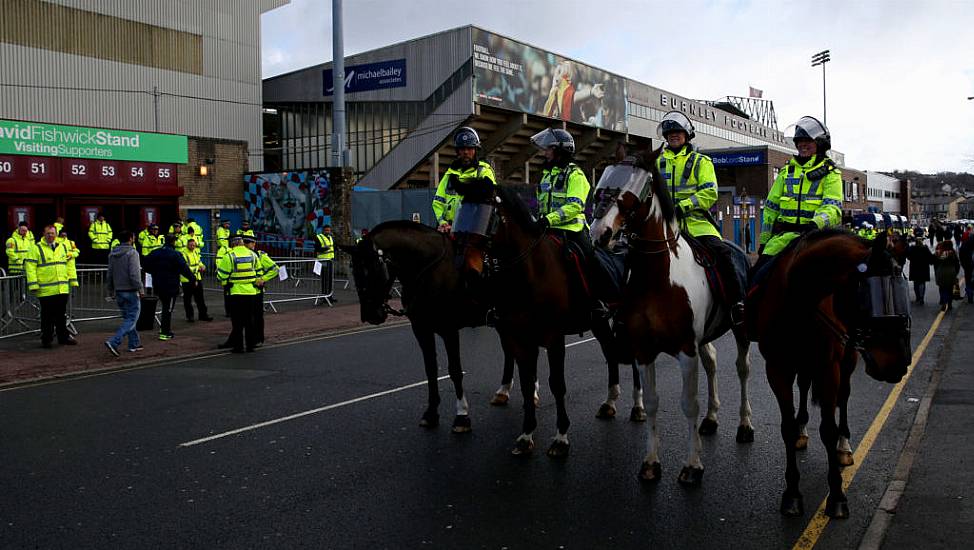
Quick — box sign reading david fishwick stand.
[0,119,188,164]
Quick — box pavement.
[0,286,405,386]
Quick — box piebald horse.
[589,150,754,485]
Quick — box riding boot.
[565,229,611,319]
[700,236,746,326]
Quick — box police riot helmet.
[657,111,696,141]
[530,128,575,154]
[785,116,831,152]
[454,127,481,149]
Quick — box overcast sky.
[261,0,974,174]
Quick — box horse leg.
[491,335,516,406]
[820,395,850,518]
[546,337,571,458]
[637,361,662,483]
[732,330,754,443]
[795,373,811,450]
[592,318,621,420]
[677,351,704,486]
[630,363,646,422]
[412,323,440,428]
[510,336,539,456]
[837,348,856,467]
[768,363,803,516]
[697,342,720,436]
[442,330,470,434]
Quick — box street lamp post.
[811,50,831,126]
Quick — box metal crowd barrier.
[199,252,346,311]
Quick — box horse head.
[590,147,676,249]
[339,237,393,325]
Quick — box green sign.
[0,119,188,164]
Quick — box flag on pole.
[749,86,763,98]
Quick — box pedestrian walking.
[144,233,193,340]
[105,230,144,355]
[180,237,213,322]
[907,238,934,304]
[934,240,960,312]
[216,234,262,353]
[24,225,78,348]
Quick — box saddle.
[547,234,592,298]
[682,234,748,306]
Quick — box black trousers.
[39,293,69,344]
[158,292,178,335]
[228,294,259,350]
[182,281,208,320]
[319,260,334,295]
[253,289,265,343]
[697,235,744,306]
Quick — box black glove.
[535,217,550,233]
[446,173,460,191]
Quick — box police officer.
[755,115,842,269]
[180,237,212,322]
[432,127,497,233]
[239,220,255,237]
[57,228,80,262]
[314,225,336,298]
[216,233,262,352]
[656,111,746,323]
[215,237,231,317]
[5,221,33,276]
[216,219,232,250]
[250,236,279,346]
[88,212,113,264]
[141,224,163,257]
[857,222,876,241]
[24,225,78,348]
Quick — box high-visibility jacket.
[110,238,120,250]
[537,162,590,233]
[432,160,496,227]
[216,245,260,295]
[216,226,231,249]
[656,145,721,238]
[173,234,188,254]
[5,232,33,275]
[760,155,843,256]
[238,228,255,238]
[24,240,77,297]
[256,250,280,283]
[56,237,80,261]
[53,222,63,234]
[141,233,163,256]
[185,220,203,240]
[315,233,335,260]
[857,228,876,241]
[88,220,113,250]
[180,248,204,283]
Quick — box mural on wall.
[243,170,331,239]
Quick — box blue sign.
[323,59,407,95]
[709,150,766,167]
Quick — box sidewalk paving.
[0,292,404,386]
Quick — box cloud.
[261,0,974,173]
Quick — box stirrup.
[485,308,499,327]
[591,300,610,320]
[730,302,745,326]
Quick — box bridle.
[619,186,681,255]
[357,238,449,317]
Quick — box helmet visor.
[530,128,574,151]
[784,116,828,141]
[656,111,693,139]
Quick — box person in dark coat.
[144,233,194,339]
[906,238,934,304]
[934,240,960,312]
[960,234,974,304]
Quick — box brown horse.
[751,229,912,518]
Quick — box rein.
[627,226,681,255]
[372,235,450,317]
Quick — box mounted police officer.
[656,111,745,323]
[432,127,496,233]
[754,115,843,272]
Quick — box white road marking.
[180,374,452,447]
[179,336,599,447]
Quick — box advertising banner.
[323,59,407,96]
[709,150,767,167]
[0,119,188,163]
[472,29,626,131]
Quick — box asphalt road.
[0,288,948,549]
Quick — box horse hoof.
[419,413,439,428]
[511,438,535,456]
[795,435,809,450]
[489,393,509,406]
[780,493,804,517]
[547,440,570,458]
[698,418,719,436]
[638,461,662,483]
[451,415,472,434]
[736,425,755,443]
[630,407,648,422]
[825,497,850,519]
[596,403,616,419]
[677,466,704,487]
[838,450,854,467]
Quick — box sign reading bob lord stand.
[0,119,188,164]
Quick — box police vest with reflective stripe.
[5,233,32,273]
[538,163,589,232]
[25,241,74,297]
[181,249,203,283]
[89,221,112,249]
[316,233,335,260]
[218,245,259,295]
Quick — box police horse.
[749,229,912,517]
[588,150,754,485]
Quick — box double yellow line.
[793,310,946,549]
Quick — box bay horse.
[588,150,754,486]
[485,186,639,457]
[750,229,912,518]
[340,221,486,433]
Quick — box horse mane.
[633,147,675,224]
[370,219,439,237]
[496,185,540,235]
